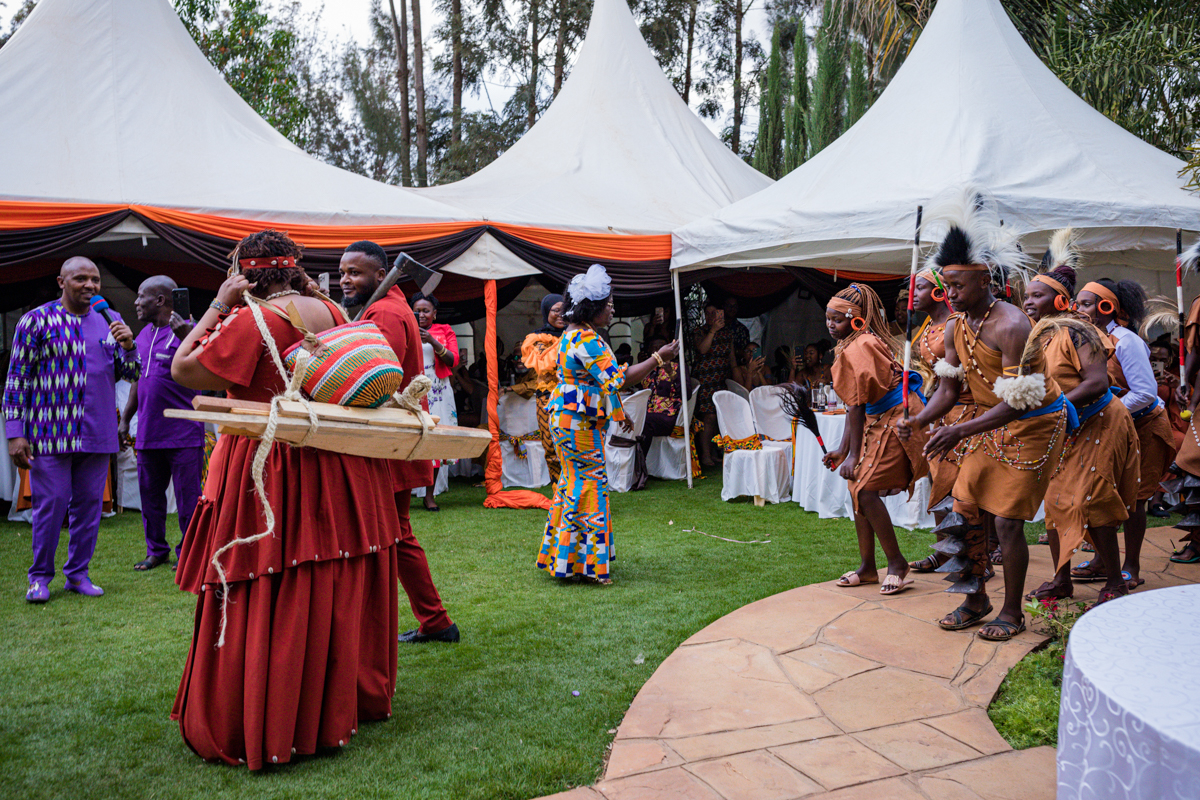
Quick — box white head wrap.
[567,264,612,303]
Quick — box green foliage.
[844,39,867,128]
[784,22,810,172]
[807,0,847,157]
[988,645,1065,750]
[174,1,309,143]
[0,0,35,49]
[753,25,786,178]
[0,474,943,799]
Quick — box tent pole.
[673,270,693,489]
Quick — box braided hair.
[230,229,306,299]
[832,283,897,358]
[1047,265,1077,297]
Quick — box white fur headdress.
[1182,240,1200,276]
[567,264,612,302]
[1040,227,1082,272]
[921,185,1032,290]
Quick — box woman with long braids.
[535,265,679,584]
[1022,231,1139,605]
[908,267,980,573]
[820,283,928,594]
[170,230,403,768]
[1074,277,1173,591]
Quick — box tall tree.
[175,0,309,141]
[386,0,413,185]
[449,0,465,142]
[683,0,698,102]
[844,39,867,129]
[411,0,429,185]
[527,0,543,128]
[807,0,846,156]
[783,22,809,171]
[753,24,784,177]
[697,0,759,155]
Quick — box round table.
[1058,584,1200,800]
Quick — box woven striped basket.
[282,321,405,408]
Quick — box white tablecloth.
[1058,585,1200,800]
[790,412,936,530]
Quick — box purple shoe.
[25,579,49,604]
[65,577,104,597]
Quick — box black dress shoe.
[398,623,460,643]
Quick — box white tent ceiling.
[671,0,1200,276]
[0,0,463,225]
[420,0,772,248]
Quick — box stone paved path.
[536,525,1199,800]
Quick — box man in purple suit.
[4,257,140,602]
[119,276,204,572]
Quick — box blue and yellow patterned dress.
[535,327,626,581]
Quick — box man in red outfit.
[340,241,460,643]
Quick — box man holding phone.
[120,276,204,571]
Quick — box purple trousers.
[136,446,203,560]
[28,452,110,584]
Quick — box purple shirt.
[3,301,140,455]
[134,323,203,450]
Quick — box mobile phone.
[172,288,191,320]
[318,272,330,293]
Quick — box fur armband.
[993,373,1047,411]
[933,359,966,381]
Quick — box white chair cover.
[724,379,751,402]
[712,390,791,504]
[605,388,650,493]
[646,385,699,481]
[497,393,550,488]
[749,385,795,465]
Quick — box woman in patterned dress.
[536,265,679,584]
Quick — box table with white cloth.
[790,412,935,530]
[1058,585,1200,800]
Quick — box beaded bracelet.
[209,299,232,315]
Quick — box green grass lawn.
[0,472,1058,800]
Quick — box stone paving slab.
[533,526,1197,800]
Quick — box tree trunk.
[528,0,540,128]
[553,0,566,96]
[683,0,697,103]
[452,0,463,144]
[411,0,429,186]
[387,0,412,186]
[731,0,744,154]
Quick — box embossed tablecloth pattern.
[1059,584,1200,799]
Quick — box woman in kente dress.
[819,283,928,595]
[535,265,678,584]
[1022,232,1139,605]
[520,293,566,483]
[170,230,402,769]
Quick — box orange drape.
[482,279,552,510]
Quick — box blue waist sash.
[866,372,926,416]
[1019,391,1079,435]
[1131,398,1162,421]
[1075,389,1114,425]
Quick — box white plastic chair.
[646,385,699,481]
[749,385,795,466]
[605,389,650,493]
[712,390,792,505]
[725,378,751,402]
[497,393,550,488]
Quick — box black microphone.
[90,295,115,325]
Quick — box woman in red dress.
[170,230,402,769]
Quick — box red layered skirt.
[172,434,401,769]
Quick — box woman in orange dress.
[170,230,402,769]
[520,293,566,484]
[1074,278,1174,590]
[820,284,928,594]
[1022,236,1139,605]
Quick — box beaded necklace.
[959,301,999,392]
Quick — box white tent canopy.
[421,0,771,277]
[0,0,462,225]
[671,0,1200,276]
